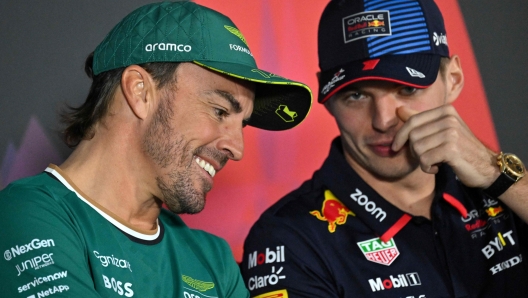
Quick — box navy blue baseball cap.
[318,0,449,103]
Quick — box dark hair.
[60,53,180,147]
[438,56,451,80]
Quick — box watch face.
[504,154,526,178]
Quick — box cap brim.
[194,60,313,131]
[318,54,441,103]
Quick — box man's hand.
[391,105,499,188]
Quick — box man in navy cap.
[241,0,528,296]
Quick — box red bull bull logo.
[310,190,355,233]
[368,20,385,27]
[486,206,503,217]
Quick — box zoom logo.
[350,188,386,222]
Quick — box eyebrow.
[213,90,242,113]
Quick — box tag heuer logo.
[357,237,400,266]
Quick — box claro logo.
[4,239,55,261]
[350,188,386,222]
[247,266,286,291]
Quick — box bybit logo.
[481,230,516,259]
[433,32,448,46]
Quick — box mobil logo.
[368,272,422,292]
[248,246,285,269]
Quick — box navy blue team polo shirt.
[241,137,528,297]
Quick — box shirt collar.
[319,137,468,241]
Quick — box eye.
[341,91,366,102]
[214,107,228,119]
[349,92,364,100]
[400,86,418,96]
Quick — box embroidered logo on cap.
[357,237,400,266]
[433,32,448,46]
[363,59,380,70]
[322,68,345,95]
[342,11,391,43]
[406,67,425,78]
[225,25,248,46]
[275,105,297,123]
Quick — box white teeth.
[195,157,216,178]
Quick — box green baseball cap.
[93,1,312,131]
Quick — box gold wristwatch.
[483,152,525,198]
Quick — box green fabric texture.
[93,1,312,131]
[0,169,249,297]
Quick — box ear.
[121,65,156,120]
[444,55,464,104]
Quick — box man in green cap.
[0,1,312,297]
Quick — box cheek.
[176,112,218,137]
[333,106,367,124]
[334,114,367,137]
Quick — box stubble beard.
[343,135,420,182]
[368,157,419,181]
[142,95,209,214]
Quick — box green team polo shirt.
[0,165,249,298]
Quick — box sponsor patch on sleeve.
[253,289,288,298]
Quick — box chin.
[368,160,417,181]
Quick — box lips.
[368,138,399,157]
[370,144,396,157]
[194,155,216,177]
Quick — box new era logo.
[406,67,425,78]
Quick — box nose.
[217,123,244,161]
[371,94,400,132]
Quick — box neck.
[60,124,161,231]
[351,162,436,219]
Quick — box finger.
[396,106,419,122]
[413,130,453,172]
[392,106,420,151]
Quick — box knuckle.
[445,115,459,127]
[444,127,461,141]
